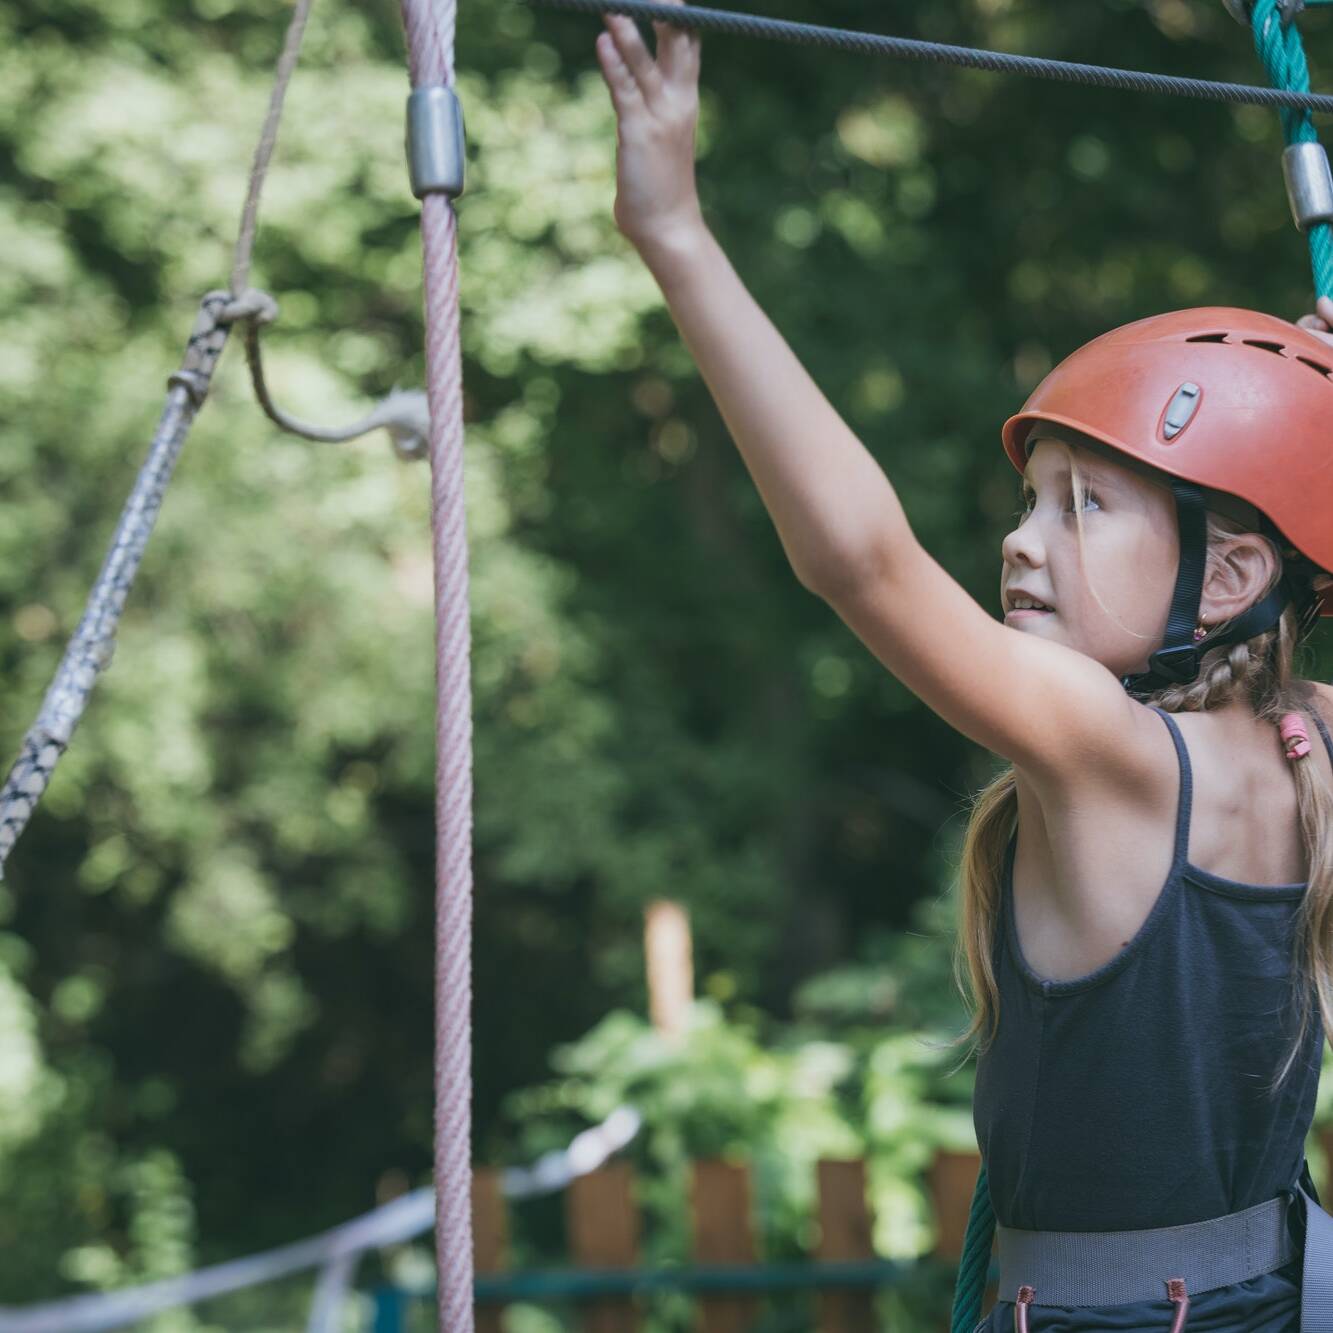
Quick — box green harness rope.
[949,6,1330,1329]
[1250,0,1333,298]
[949,1161,997,1333]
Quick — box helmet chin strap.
[1120,478,1291,699]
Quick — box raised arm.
[596,5,1153,786]
[597,9,906,592]
[636,225,911,595]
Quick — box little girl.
[595,6,1333,1329]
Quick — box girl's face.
[999,437,1180,678]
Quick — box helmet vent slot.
[1241,338,1287,356]
[1296,355,1333,378]
[1185,333,1230,343]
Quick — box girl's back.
[1010,683,1333,984]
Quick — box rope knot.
[220,287,280,327]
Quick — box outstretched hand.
[1296,295,1333,347]
[595,1,704,253]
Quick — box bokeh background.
[3,0,1333,1327]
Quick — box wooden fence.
[372,1130,1333,1332]
[373,1147,997,1332]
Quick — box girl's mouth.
[1005,609,1053,621]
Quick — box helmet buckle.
[1147,643,1202,685]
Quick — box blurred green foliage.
[1,0,1331,1326]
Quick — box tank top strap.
[1147,705,1333,861]
[1310,708,1333,767]
[1146,705,1193,873]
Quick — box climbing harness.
[995,1167,1333,1332]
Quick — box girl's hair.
[943,439,1333,1099]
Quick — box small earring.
[1193,620,1208,642]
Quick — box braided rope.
[0,293,233,878]
[949,1163,997,1333]
[0,0,438,877]
[222,0,436,457]
[230,0,315,296]
[396,3,474,1331]
[527,0,1333,113]
[0,1105,641,1331]
[1249,0,1333,297]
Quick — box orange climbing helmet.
[999,306,1333,694]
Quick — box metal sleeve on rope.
[1242,0,1333,296]
[407,86,466,200]
[1283,141,1333,227]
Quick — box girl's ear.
[1201,532,1281,622]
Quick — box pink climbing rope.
[398,2,474,1329]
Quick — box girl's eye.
[1016,489,1100,518]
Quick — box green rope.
[1249,0,1333,297]
[948,1162,996,1333]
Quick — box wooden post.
[645,899,693,1042]
[814,1159,876,1333]
[927,1149,996,1324]
[567,1161,642,1333]
[473,1168,508,1333]
[690,1159,759,1333]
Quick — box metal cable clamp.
[406,85,466,200]
[1283,141,1333,228]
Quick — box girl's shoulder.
[1012,683,1333,980]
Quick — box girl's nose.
[1001,517,1045,570]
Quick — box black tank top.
[973,704,1332,1232]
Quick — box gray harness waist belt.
[995,1184,1333,1330]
